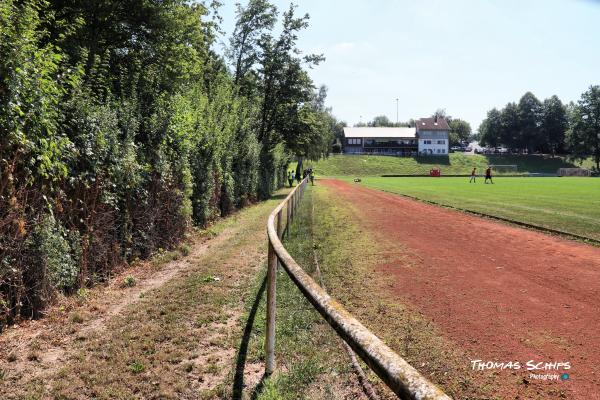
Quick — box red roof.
[417,117,450,131]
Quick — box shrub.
[28,215,80,294]
[179,244,191,256]
[130,361,145,374]
[122,276,136,288]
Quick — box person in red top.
[469,167,476,183]
[485,166,494,184]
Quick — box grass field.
[311,153,594,176]
[340,176,600,241]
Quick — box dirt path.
[0,229,234,392]
[323,178,600,399]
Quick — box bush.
[122,276,136,288]
[28,215,80,293]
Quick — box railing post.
[294,190,298,212]
[277,209,283,239]
[265,240,277,375]
[286,201,291,238]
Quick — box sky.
[216,0,600,130]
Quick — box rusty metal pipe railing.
[265,177,450,400]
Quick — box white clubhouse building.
[343,117,450,156]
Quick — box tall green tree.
[478,108,502,147]
[541,95,568,155]
[517,92,543,152]
[499,102,520,149]
[448,119,471,145]
[567,85,600,170]
[228,0,277,95]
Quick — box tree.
[499,102,520,149]
[448,119,471,145]
[567,85,600,170]
[332,120,346,143]
[252,3,325,197]
[517,92,543,152]
[432,108,451,121]
[369,115,393,127]
[228,0,277,95]
[478,108,502,147]
[541,95,568,156]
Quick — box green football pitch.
[342,176,600,241]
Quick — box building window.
[348,138,362,145]
[424,140,432,145]
[437,140,445,145]
[441,149,445,154]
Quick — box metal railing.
[265,178,451,400]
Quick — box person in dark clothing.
[287,170,293,187]
[484,166,493,184]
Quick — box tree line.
[0,0,335,327]
[478,87,600,170]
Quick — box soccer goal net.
[557,168,592,177]
[489,164,518,174]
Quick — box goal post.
[489,164,518,174]
[557,168,592,177]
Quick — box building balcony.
[363,142,417,149]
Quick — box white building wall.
[418,139,448,155]
[417,130,449,155]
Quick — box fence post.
[265,240,277,375]
[294,190,298,213]
[286,201,291,238]
[277,209,283,239]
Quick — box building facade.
[343,117,450,156]
[344,127,418,155]
[416,117,450,155]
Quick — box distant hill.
[310,154,592,176]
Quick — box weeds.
[121,276,136,288]
[77,288,89,300]
[202,275,221,283]
[129,361,145,374]
[180,244,191,256]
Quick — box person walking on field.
[469,167,477,183]
[310,169,315,185]
[484,166,493,184]
[287,170,293,187]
